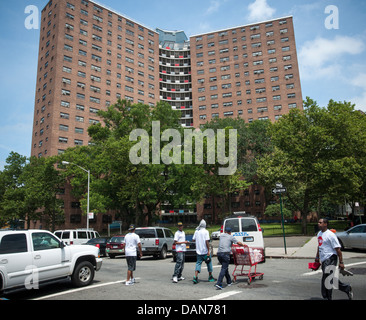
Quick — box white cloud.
[205,0,229,15]
[350,93,366,112]
[247,0,276,22]
[299,35,365,79]
[288,2,322,15]
[349,73,366,111]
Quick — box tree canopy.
[257,97,366,233]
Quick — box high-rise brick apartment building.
[190,17,302,126]
[189,18,303,222]
[31,0,302,230]
[32,0,160,160]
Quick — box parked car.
[106,235,125,259]
[221,212,265,262]
[172,234,214,262]
[336,224,366,250]
[211,229,221,240]
[135,227,174,259]
[85,237,110,257]
[54,229,100,246]
[0,230,102,294]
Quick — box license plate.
[186,245,190,249]
[142,248,146,251]
[113,246,118,248]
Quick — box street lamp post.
[62,161,90,230]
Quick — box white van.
[221,212,265,257]
[54,229,100,245]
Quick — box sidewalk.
[265,236,366,260]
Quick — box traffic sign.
[272,188,287,194]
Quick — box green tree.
[257,98,366,234]
[62,100,205,226]
[20,156,65,231]
[0,152,27,228]
[264,203,292,218]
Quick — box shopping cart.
[231,244,264,284]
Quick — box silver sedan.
[336,224,366,250]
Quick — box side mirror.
[60,241,66,248]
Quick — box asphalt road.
[4,248,366,302]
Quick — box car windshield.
[88,238,108,244]
[109,236,124,243]
[225,218,258,232]
[225,219,240,232]
[87,238,99,244]
[135,229,155,238]
[241,218,258,232]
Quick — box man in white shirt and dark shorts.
[315,218,353,300]
[124,224,142,286]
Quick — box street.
[4,240,366,302]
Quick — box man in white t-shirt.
[315,218,353,300]
[192,219,215,284]
[124,224,142,286]
[172,222,188,283]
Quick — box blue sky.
[0,0,365,169]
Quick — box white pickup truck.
[0,230,102,294]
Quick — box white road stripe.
[33,278,140,300]
[201,290,242,301]
[302,261,366,276]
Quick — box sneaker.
[172,276,178,283]
[131,278,136,283]
[208,275,215,282]
[193,276,199,284]
[215,284,223,290]
[125,280,133,286]
[227,282,232,287]
[348,286,354,300]
[178,276,185,281]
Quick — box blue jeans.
[216,252,232,286]
[195,253,213,273]
[173,252,185,278]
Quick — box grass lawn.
[170,221,348,237]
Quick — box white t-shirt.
[317,229,341,262]
[174,230,187,252]
[124,232,141,257]
[193,228,210,255]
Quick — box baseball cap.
[128,224,136,231]
[177,222,183,226]
[225,227,232,233]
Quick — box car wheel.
[109,254,115,259]
[72,261,95,287]
[159,246,167,259]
